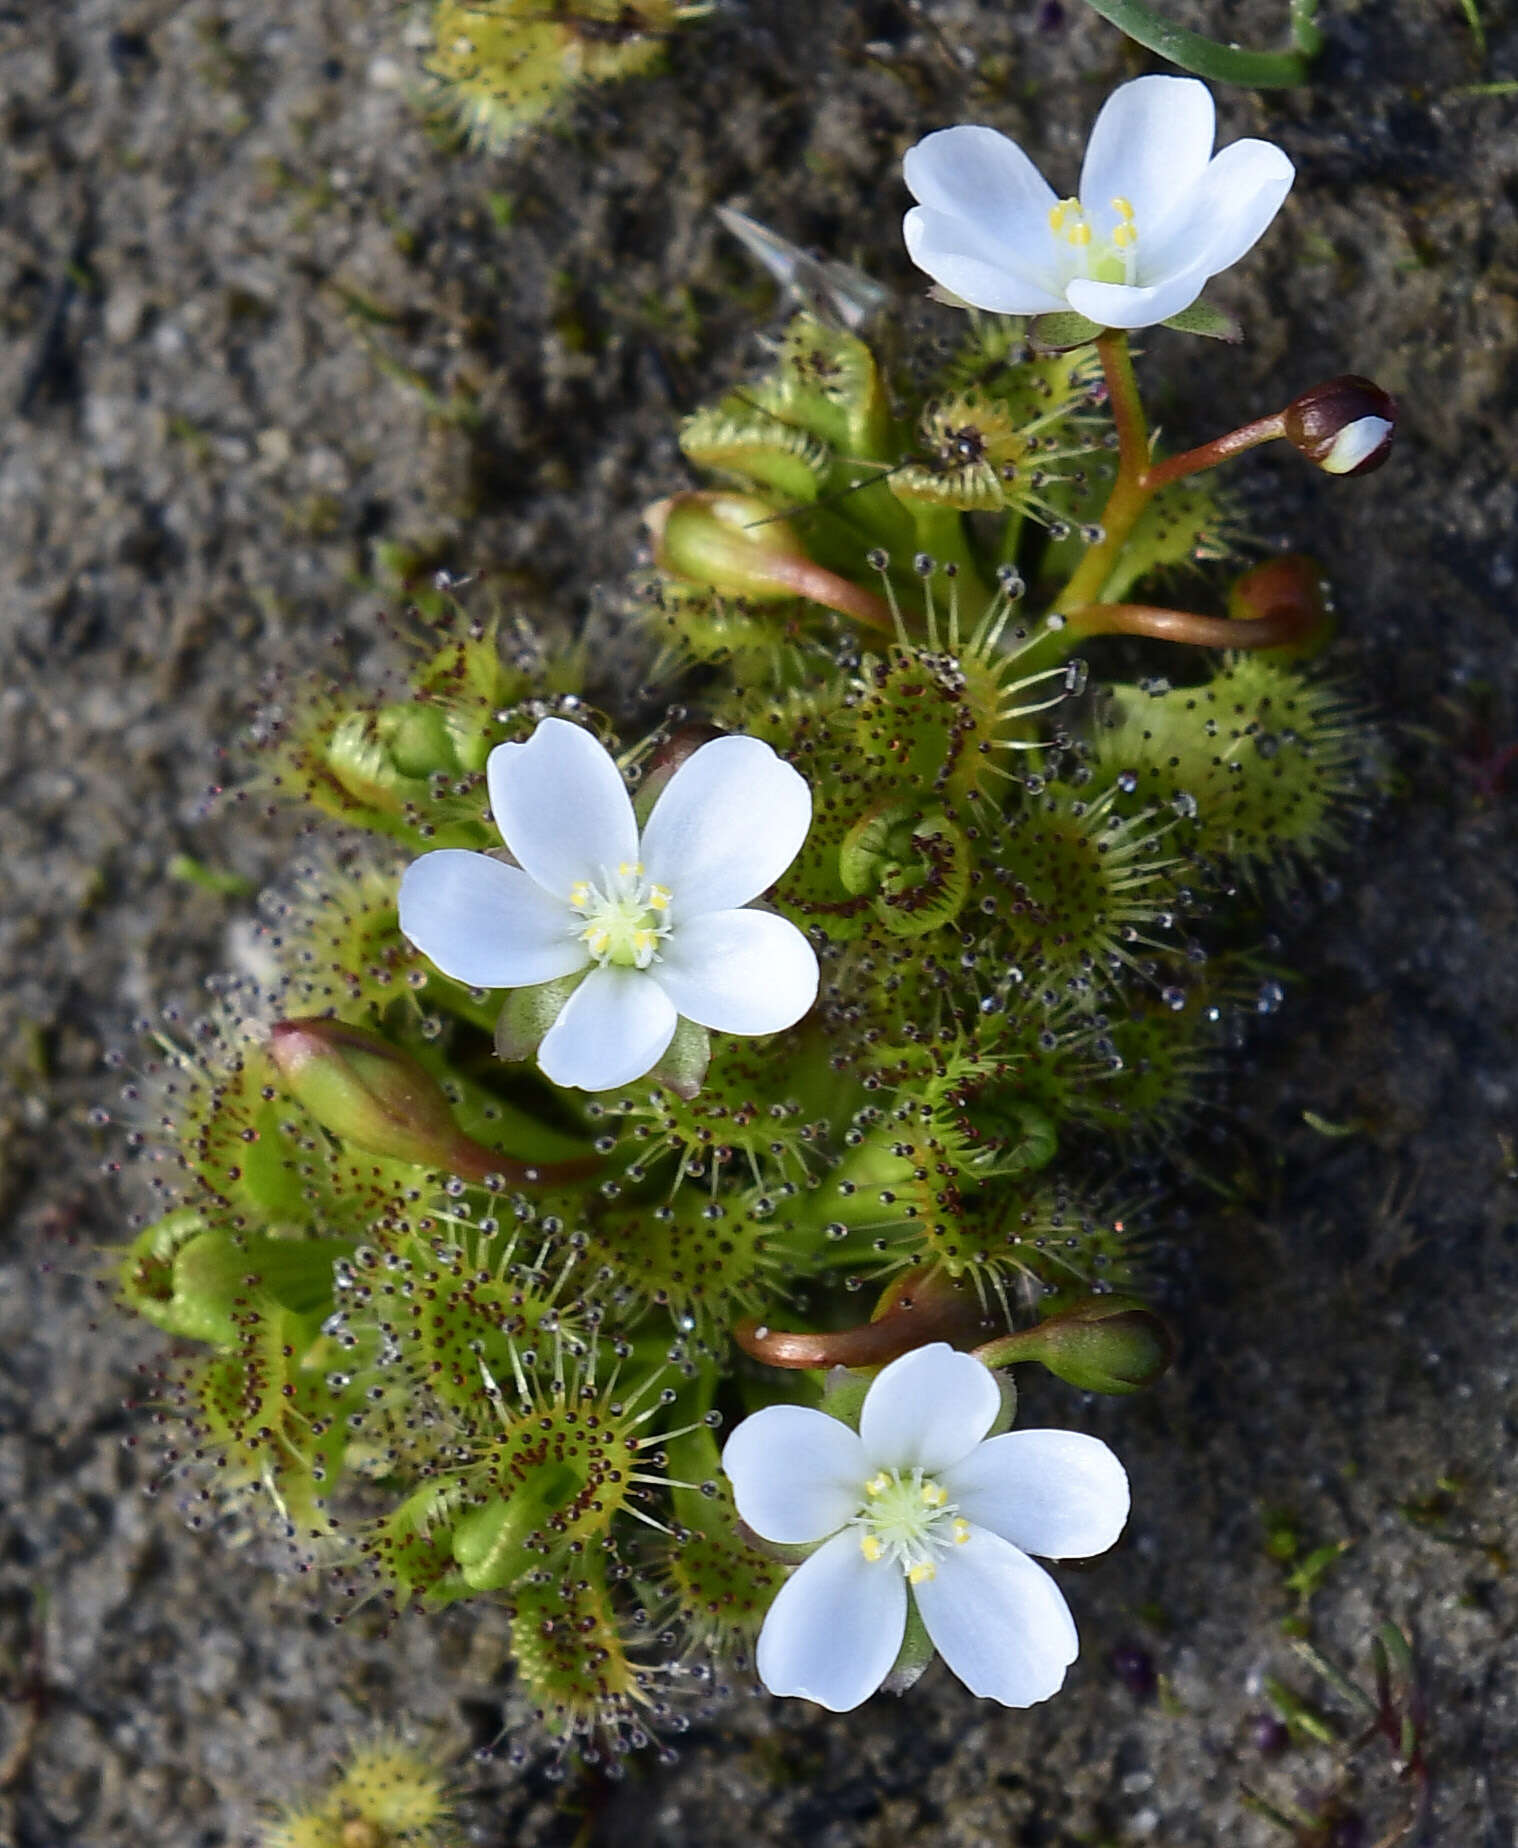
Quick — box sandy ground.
[2,1,1516,1842]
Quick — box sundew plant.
[111,77,1395,1756]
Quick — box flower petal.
[535,964,676,1092]
[722,1404,868,1545]
[859,1343,1002,1475]
[486,718,638,900]
[651,908,818,1036]
[1064,252,1214,331]
[914,1527,1079,1706]
[756,1530,907,1712]
[904,209,1069,316]
[1078,75,1215,250]
[940,1429,1130,1561]
[904,124,1059,248]
[639,734,812,915]
[1165,137,1295,281]
[398,850,589,988]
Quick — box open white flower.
[722,1343,1129,1712]
[903,75,1294,331]
[398,718,818,1092]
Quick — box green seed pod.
[978,1295,1174,1394]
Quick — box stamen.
[920,1482,947,1508]
[859,1533,884,1562]
[1111,195,1135,220]
[908,1561,936,1585]
[1068,222,1092,248]
[570,867,673,969]
[864,1472,891,1498]
[952,1518,971,1545]
[1113,223,1137,249]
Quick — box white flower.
[398,718,819,1092]
[903,75,1294,331]
[722,1343,1129,1712]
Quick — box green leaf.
[1079,0,1319,88]
[1161,300,1244,343]
[1030,310,1104,352]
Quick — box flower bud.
[647,490,895,634]
[1283,376,1397,477]
[976,1296,1174,1394]
[1227,553,1334,659]
[269,1017,503,1178]
[647,491,808,603]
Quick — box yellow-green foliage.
[427,0,705,149]
[261,1735,458,1848]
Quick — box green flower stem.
[1057,332,1289,618]
[1080,0,1321,87]
[1056,331,1152,613]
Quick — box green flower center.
[568,861,672,970]
[852,1466,971,1584]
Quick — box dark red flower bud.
[1283,376,1397,476]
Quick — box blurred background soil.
[2,0,1516,1842]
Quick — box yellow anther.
[1048,199,1070,232]
[952,1518,971,1545]
[648,885,671,911]
[1113,223,1137,249]
[586,927,610,955]
[864,1472,891,1498]
[1111,195,1135,220]
[1068,221,1092,248]
[859,1533,884,1562]
[908,1561,937,1585]
[920,1482,947,1509]
[632,929,656,956]
[569,881,591,909]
